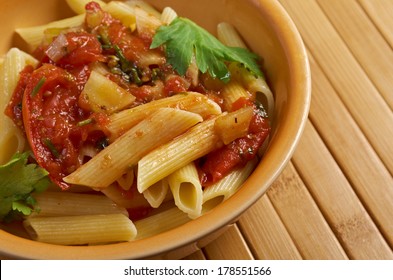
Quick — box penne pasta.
[133,207,190,240]
[202,158,258,214]
[66,0,107,14]
[15,14,85,49]
[137,116,222,193]
[167,162,203,219]
[23,214,136,245]
[126,0,162,19]
[221,80,252,111]
[101,183,151,209]
[107,92,222,139]
[161,7,178,25]
[103,1,137,31]
[0,48,38,164]
[31,192,129,217]
[217,22,248,49]
[142,178,171,208]
[63,108,203,188]
[218,22,275,120]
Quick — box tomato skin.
[200,110,270,186]
[22,64,107,189]
[56,32,105,68]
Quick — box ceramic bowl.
[0,0,310,259]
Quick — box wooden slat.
[203,224,254,259]
[267,162,348,259]
[305,52,393,247]
[278,0,393,174]
[238,195,302,260]
[316,0,393,109]
[183,250,206,260]
[292,120,393,259]
[358,0,393,48]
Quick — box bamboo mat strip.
[267,162,348,259]
[292,121,393,259]
[358,0,393,49]
[238,195,302,260]
[279,0,393,174]
[203,224,254,260]
[305,51,393,246]
[317,0,393,109]
[183,250,206,260]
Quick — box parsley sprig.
[151,17,263,83]
[0,152,50,222]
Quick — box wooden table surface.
[184,0,393,260]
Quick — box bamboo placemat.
[186,0,393,260]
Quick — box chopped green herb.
[42,138,60,158]
[151,17,263,83]
[77,118,93,126]
[0,152,50,222]
[31,77,46,97]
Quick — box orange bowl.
[0,0,310,259]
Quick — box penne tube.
[126,0,162,19]
[202,158,258,214]
[221,80,252,112]
[0,48,38,164]
[161,7,178,25]
[63,108,203,188]
[167,162,203,219]
[217,21,275,120]
[116,169,135,191]
[15,14,85,49]
[101,183,151,209]
[103,1,137,31]
[133,207,190,240]
[107,92,221,139]
[217,22,248,49]
[66,0,107,14]
[23,214,136,245]
[143,178,171,208]
[132,6,162,36]
[137,116,222,193]
[31,192,129,217]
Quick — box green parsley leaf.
[0,152,51,222]
[151,17,263,83]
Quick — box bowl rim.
[0,0,311,259]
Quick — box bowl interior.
[0,0,310,259]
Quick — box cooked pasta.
[63,108,203,188]
[167,162,203,219]
[31,192,129,217]
[0,0,273,246]
[24,214,136,245]
[137,116,222,193]
[0,48,38,164]
[202,159,258,214]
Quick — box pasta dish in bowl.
[0,0,310,259]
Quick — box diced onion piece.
[44,33,69,62]
[80,70,136,114]
[215,106,253,144]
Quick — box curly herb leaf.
[151,17,263,83]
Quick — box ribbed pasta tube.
[167,162,203,219]
[63,108,203,188]
[23,214,136,245]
